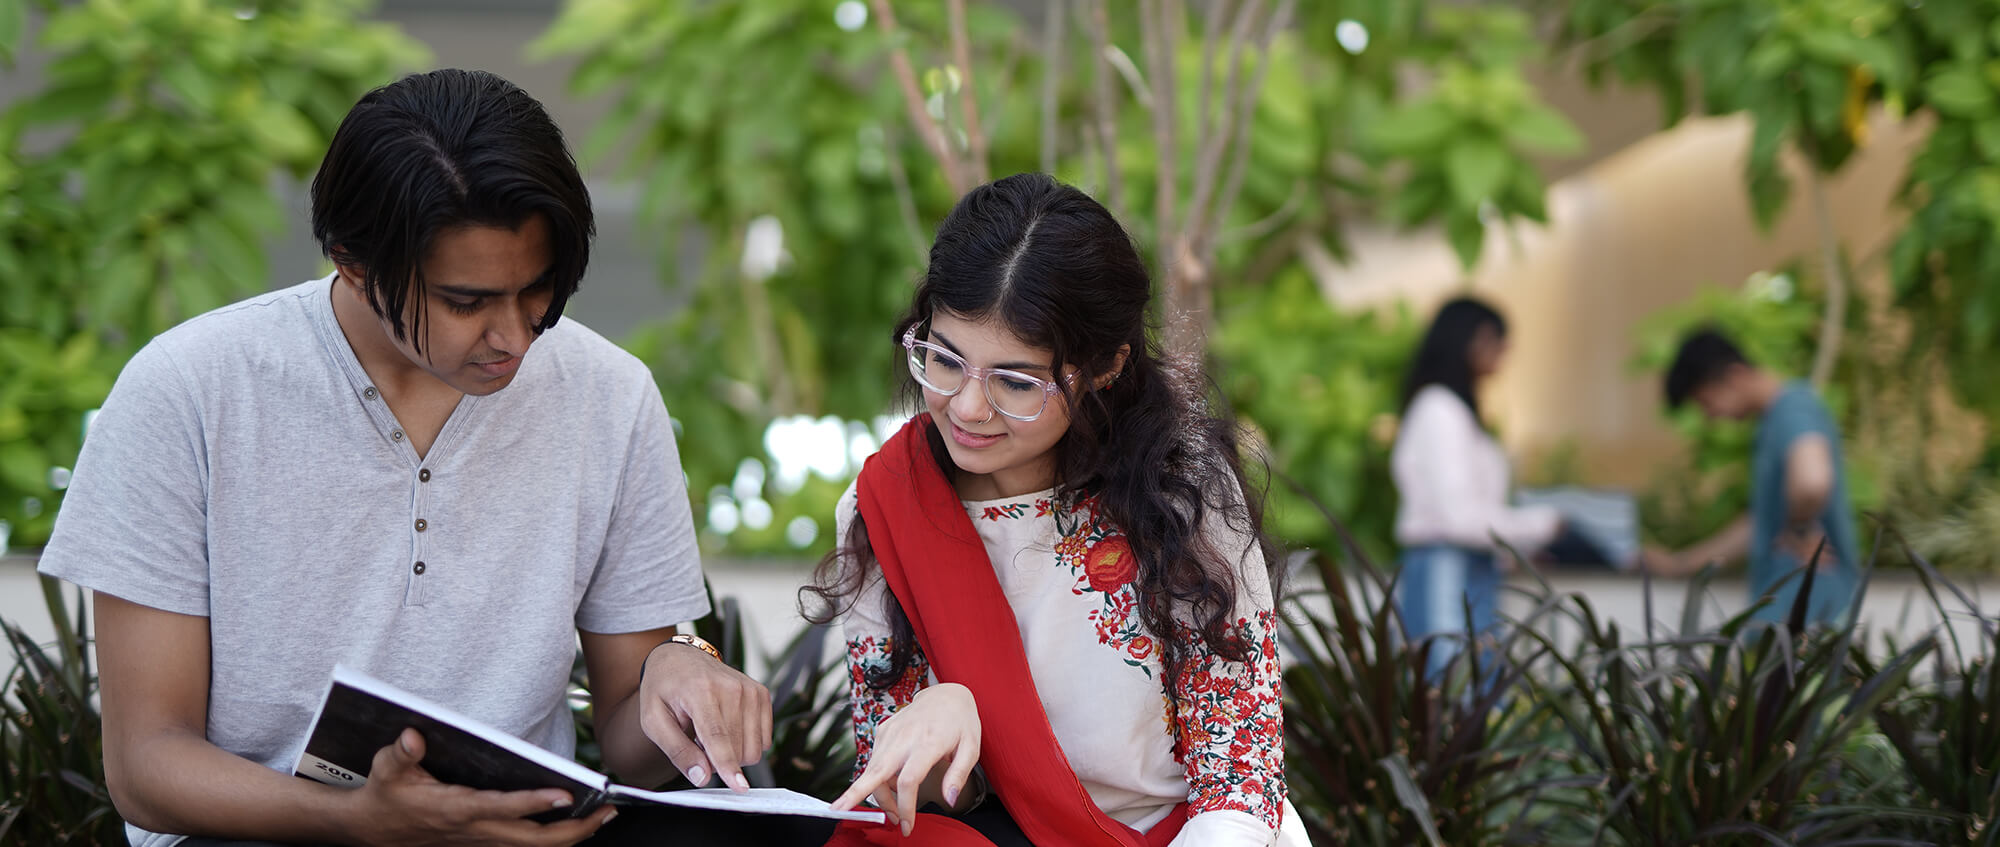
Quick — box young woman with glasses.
[802,173,1305,847]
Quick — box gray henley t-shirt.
[39,276,710,846]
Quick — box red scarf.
[826,415,1188,847]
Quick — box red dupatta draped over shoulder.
[825,415,1188,847]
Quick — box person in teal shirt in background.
[1642,328,1862,627]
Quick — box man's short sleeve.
[37,341,211,616]
[576,377,710,633]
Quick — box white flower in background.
[1336,20,1370,54]
[740,214,789,281]
[834,0,868,32]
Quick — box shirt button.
[414,518,428,532]
[412,561,426,575]
[391,429,405,442]
[363,387,379,400]
[419,469,431,483]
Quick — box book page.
[609,786,887,824]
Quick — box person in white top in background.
[1390,297,1562,678]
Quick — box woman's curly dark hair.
[800,172,1282,748]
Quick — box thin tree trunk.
[1807,166,1848,389]
[1038,0,1066,175]
[946,0,991,185]
[1086,0,1126,221]
[872,0,971,196]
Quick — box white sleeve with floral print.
[1164,491,1288,847]
[833,483,933,776]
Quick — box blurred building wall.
[1319,111,1927,488]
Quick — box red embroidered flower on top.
[1084,535,1138,592]
[1128,635,1156,660]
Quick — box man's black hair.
[1665,327,1751,409]
[311,68,593,353]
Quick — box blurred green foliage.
[0,0,425,548]
[1213,272,1418,561]
[538,0,1580,556]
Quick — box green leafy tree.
[538,0,1583,556]
[0,0,425,546]
[1554,0,1912,387]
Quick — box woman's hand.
[828,682,981,836]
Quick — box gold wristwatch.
[666,632,721,662]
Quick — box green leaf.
[247,101,318,162]
[1445,208,1485,269]
[1744,38,1800,82]
[15,79,118,126]
[160,60,221,112]
[1926,66,1994,117]
[1388,173,1447,227]
[1445,135,1510,207]
[0,404,28,442]
[1502,102,1585,156]
[1975,119,2000,162]
[1366,100,1456,154]
[0,440,46,493]
[0,0,23,65]
[1796,28,1903,85]
[1378,754,1446,847]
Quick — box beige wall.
[1314,112,1928,488]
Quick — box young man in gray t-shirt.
[38,69,772,847]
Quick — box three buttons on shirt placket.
[411,466,432,591]
[367,383,432,596]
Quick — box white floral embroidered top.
[834,482,1306,847]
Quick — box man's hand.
[1639,546,1700,578]
[636,642,773,793]
[345,729,613,847]
[1779,522,1834,570]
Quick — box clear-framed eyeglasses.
[901,327,1065,422]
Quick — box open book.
[1516,486,1642,569]
[293,664,883,825]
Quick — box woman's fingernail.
[945,785,960,807]
[552,795,573,808]
[604,809,618,823]
[730,772,750,791]
[902,820,914,837]
[689,765,707,785]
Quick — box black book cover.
[292,665,885,826]
[293,666,609,823]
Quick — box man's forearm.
[1682,515,1754,569]
[594,666,680,788]
[1786,488,1830,526]
[114,728,363,844]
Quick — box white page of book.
[609,786,886,824]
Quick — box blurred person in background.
[1641,327,1861,628]
[1391,297,1562,676]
